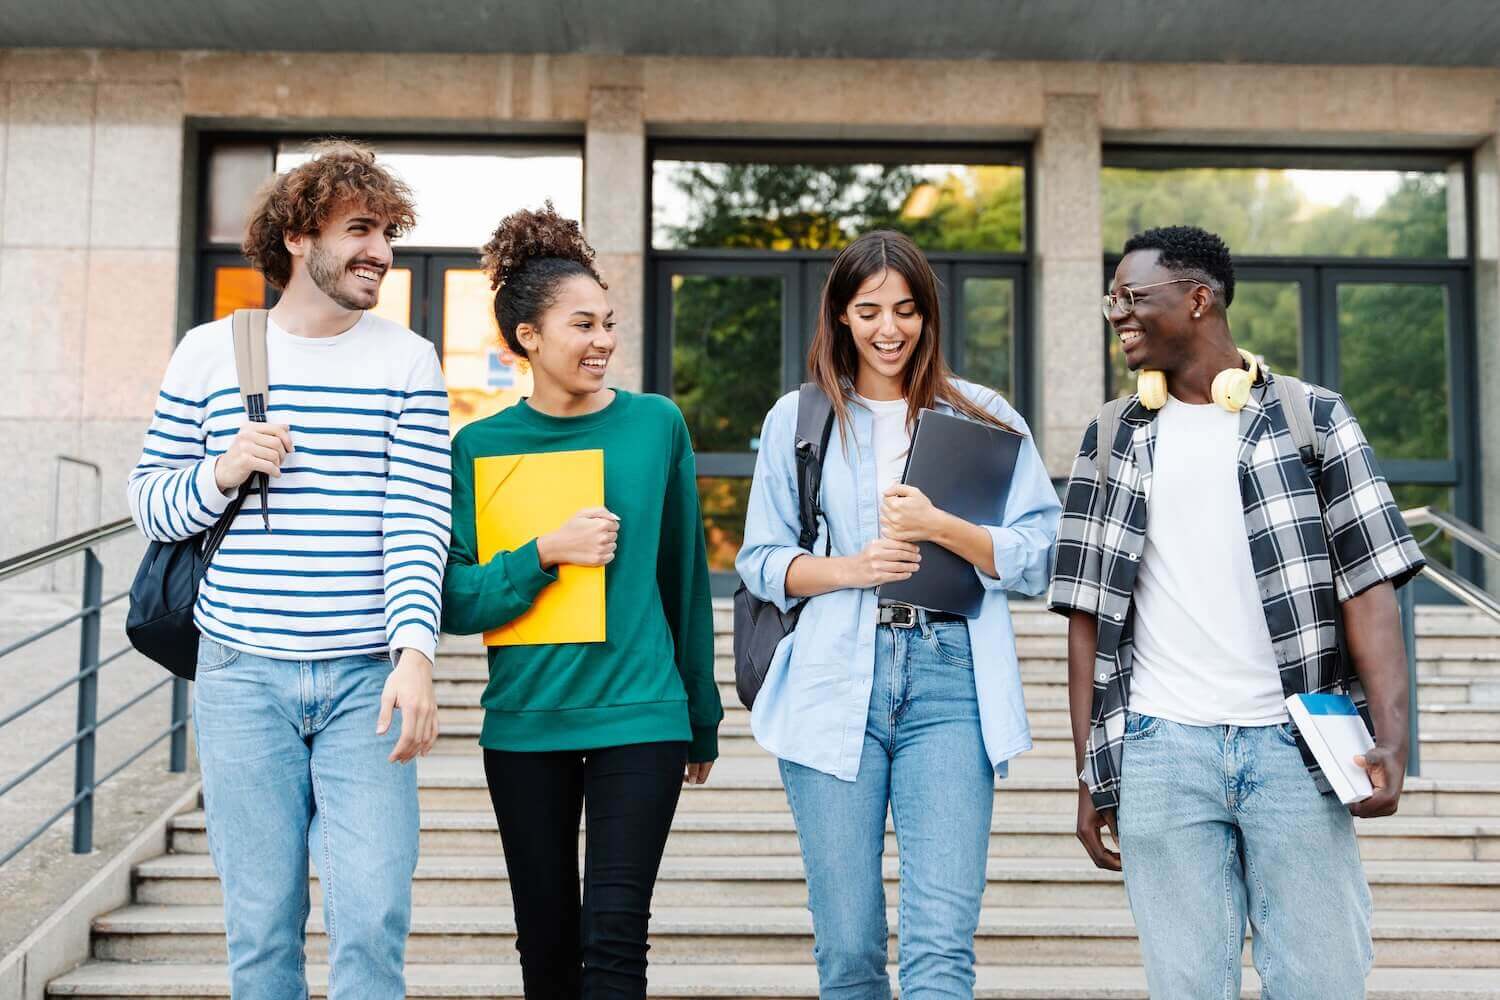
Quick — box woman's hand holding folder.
[537,507,620,569]
[880,483,1000,580]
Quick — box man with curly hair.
[126,141,449,999]
[1049,226,1423,997]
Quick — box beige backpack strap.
[231,309,270,422]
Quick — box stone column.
[1032,93,1104,477]
[1473,109,1500,585]
[584,85,647,393]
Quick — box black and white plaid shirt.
[1048,370,1425,811]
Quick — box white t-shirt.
[1128,395,1289,727]
[857,394,911,505]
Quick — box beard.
[307,240,375,311]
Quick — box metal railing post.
[169,677,189,773]
[1399,581,1421,779]
[72,549,102,854]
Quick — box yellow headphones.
[1137,348,1260,412]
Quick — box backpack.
[126,310,268,680]
[730,383,836,710]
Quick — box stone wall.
[0,48,1496,560]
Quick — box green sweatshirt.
[442,389,722,762]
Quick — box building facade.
[0,41,1495,594]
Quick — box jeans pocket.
[927,623,974,669]
[1273,721,1301,748]
[195,637,240,673]
[1122,711,1162,742]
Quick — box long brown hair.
[807,229,1016,443]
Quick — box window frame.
[1097,145,1480,594]
[647,141,1034,592]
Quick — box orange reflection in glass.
[212,268,265,320]
[442,268,531,434]
[369,268,412,328]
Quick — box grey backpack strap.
[1272,373,1320,462]
[794,383,836,554]
[230,309,273,532]
[1093,395,1132,491]
[232,309,270,422]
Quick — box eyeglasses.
[1101,278,1204,320]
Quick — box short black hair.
[1122,225,1236,308]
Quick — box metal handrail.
[1395,505,1500,778]
[0,518,190,867]
[1401,507,1500,628]
[0,518,133,584]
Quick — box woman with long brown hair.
[737,230,1060,996]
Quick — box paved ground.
[0,533,199,957]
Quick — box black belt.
[876,602,967,629]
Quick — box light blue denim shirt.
[737,379,1061,781]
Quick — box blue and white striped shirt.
[127,312,452,663]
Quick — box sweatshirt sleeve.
[126,331,236,542]
[383,347,452,664]
[440,434,559,636]
[657,408,723,763]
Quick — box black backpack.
[126,310,267,680]
[731,383,835,709]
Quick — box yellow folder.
[474,449,606,646]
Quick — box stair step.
[143,838,1500,911]
[55,960,1500,998]
[433,673,1500,709]
[429,719,1500,767]
[399,754,1500,817]
[85,903,1500,966]
[159,810,1500,868]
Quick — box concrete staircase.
[48,603,1500,998]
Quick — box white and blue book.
[1285,693,1376,805]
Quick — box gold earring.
[515,357,531,376]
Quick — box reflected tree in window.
[656,161,1024,252]
[672,274,783,453]
[1339,283,1450,461]
[1102,169,1452,259]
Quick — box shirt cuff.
[761,545,805,614]
[689,724,719,763]
[195,456,235,515]
[502,538,559,606]
[389,623,437,666]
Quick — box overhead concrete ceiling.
[3,0,1500,67]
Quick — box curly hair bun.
[480,201,601,292]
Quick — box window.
[1102,156,1465,260]
[651,144,1029,585]
[654,149,1025,252]
[196,135,582,435]
[1101,150,1477,592]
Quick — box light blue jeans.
[1118,711,1374,1000]
[193,638,419,1000]
[779,616,995,999]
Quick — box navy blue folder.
[877,408,1023,617]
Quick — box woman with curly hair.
[441,203,722,998]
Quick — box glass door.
[653,260,801,585]
[421,255,531,436]
[1321,269,1471,577]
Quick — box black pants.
[483,740,688,1000]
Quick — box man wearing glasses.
[1048,226,1423,997]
